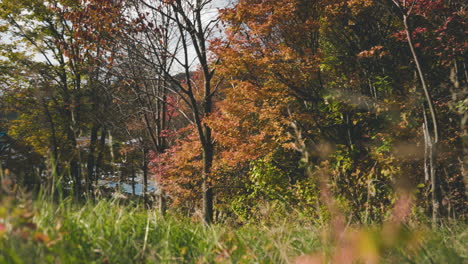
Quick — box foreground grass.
[0,197,466,263]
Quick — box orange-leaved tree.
[204,0,331,219]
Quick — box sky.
[0,0,235,68]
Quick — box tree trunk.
[70,159,81,199]
[65,117,81,199]
[202,143,214,224]
[142,147,149,209]
[451,60,468,209]
[95,126,107,185]
[109,131,116,177]
[86,124,99,197]
[42,99,60,184]
[131,162,136,196]
[403,15,441,225]
[158,192,167,216]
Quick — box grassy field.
[0,196,466,264]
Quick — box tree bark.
[142,147,149,209]
[158,191,167,216]
[42,99,60,178]
[95,126,107,185]
[86,124,99,197]
[402,14,440,225]
[202,143,214,224]
[131,162,136,196]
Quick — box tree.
[0,0,125,198]
[136,0,223,223]
[62,0,127,195]
[388,0,466,224]
[390,0,440,225]
[0,0,85,195]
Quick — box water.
[98,179,157,195]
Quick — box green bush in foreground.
[0,196,466,264]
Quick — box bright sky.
[0,0,234,66]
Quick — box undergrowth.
[0,195,466,264]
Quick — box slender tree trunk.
[403,15,440,225]
[65,121,81,199]
[142,147,149,209]
[158,192,167,216]
[60,91,81,199]
[202,142,214,224]
[95,126,107,185]
[201,71,215,224]
[42,100,60,178]
[56,70,81,199]
[451,60,468,208]
[109,131,116,177]
[70,158,81,199]
[131,162,136,196]
[86,124,99,197]
[423,114,430,182]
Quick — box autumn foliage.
[0,0,466,224]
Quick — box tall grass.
[0,195,466,264]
